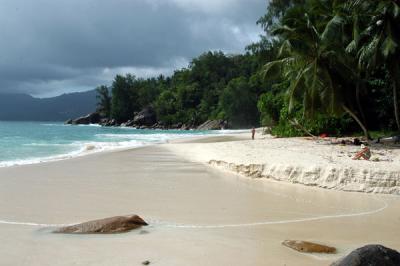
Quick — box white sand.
[0,135,400,265]
[165,133,400,194]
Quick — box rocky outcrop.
[332,245,400,266]
[54,214,148,234]
[71,112,101,125]
[133,107,157,126]
[196,120,227,130]
[100,118,118,127]
[282,240,336,254]
[125,119,135,127]
[68,108,230,130]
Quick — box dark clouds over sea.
[0,0,266,97]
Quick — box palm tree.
[96,85,112,118]
[347,0,400,131]
[263,2,371,139]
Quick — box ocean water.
[0,121,228,167]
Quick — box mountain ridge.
[0,90,97,121]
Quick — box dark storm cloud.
[0,0,266,97]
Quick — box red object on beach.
[320,133,328,138]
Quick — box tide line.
[150,197,388,229]
[0,197,388,229]
[0,220,75,227]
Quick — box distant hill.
[0,90,97,121]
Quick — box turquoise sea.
[0,121,227,167]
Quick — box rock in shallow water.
[282,240,336,253]
[54,215,148,234]
[72,112,101,125]
[196,119,227,130]
[331,244,400,266]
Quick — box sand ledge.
[166,134,400,195]
[208,160,400,195]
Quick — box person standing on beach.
[251,127,255,140]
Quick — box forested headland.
[96,0,400,138]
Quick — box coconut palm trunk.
[355,72,368,127]
[342,105,370,140]
[390,64,400,131]
[394,84,400,131]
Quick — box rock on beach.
[282,240,336,253]
[331,244,400,266]
[54,214,148,234]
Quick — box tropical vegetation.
[96,0,400,137]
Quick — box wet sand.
[0,140,399,265]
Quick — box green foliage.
[149,51,267,127]
[257,90,284,127]
[259,0,400,137]
[256,0,306,33]
[153,90,177,125]
[96,85,111,118]
[136,77,161,108]
[111,74,140,122]
[91,0,399,137]
[364,68,397,130]
[219,77,259,128]
[271,102,355,137]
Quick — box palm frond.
[352,14,360,45]
[278,40,292,57]
[318,68,341,115]
[393,3,400,18]
[287,65,310,112]
[304,13,321,43]
[321,15,345,44]
[346,40,357,53]
[358,35,380,69]
[262,57,294,80]
[381,34,398,57]
[343,0,364,11]
[271,25,295,36]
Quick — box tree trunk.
[342,105,370,141]
[289,118,316,138]
[356,73,367,127]
[388,62,400,131]
[392,64,400,132]
[394,83,400,131]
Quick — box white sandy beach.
[167,132,400,194]
[0,134,400,265]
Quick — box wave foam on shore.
[0,128,240,168]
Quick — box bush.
[257,91,284,127]
[271,103,356,137]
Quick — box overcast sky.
[0,0,266,97]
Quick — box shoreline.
[0,128,245,169]
[4,128,400,196]
[2,128,399,196]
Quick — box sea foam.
[0,121,222,168]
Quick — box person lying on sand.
[375,135,400,144]
[332,138,365,146]
[353,144,371,160]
